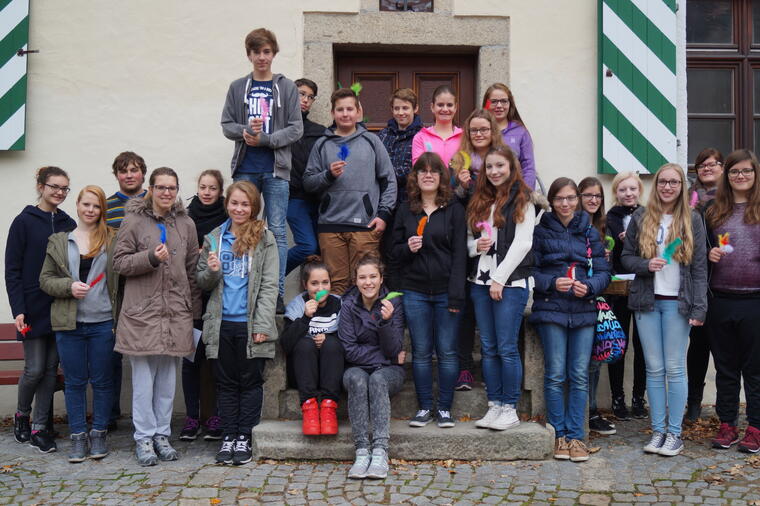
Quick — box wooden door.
[335,52,477,131]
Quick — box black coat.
[290,112,327,203]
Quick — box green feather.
[350,82,363,96]
[383,291,403,301]
[662,237,682,264]
[315,289,329,302]
[604,235,615,251]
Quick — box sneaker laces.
[234,437,249,452]
[414,409,430,419]
[569,439,588,452]
[438,410,451,420]
[206,416,221,431]
[716,423,736,440]
[457,370,474,383]
[219,438,234,453]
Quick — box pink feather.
[260,99,270,126]
[690,190,698,208]
[476,221,493,238]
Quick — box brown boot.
[553,436,570,460]
[568,439,590,462]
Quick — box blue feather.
[424,142,433,152]
[338,144,350,161]
[157,223,167,244]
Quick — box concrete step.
[253,420,554,461]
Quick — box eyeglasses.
[468,127,491,136]
[489,99,510,106]
[552,195,578,204]
[417,169,441,175]
[580,193,602,201]
[152,185,179,194]
[44,183,71,194]
[727,167,755,179]
[696,161,722,170]
[298,91,316,102]
[656,179,682,188]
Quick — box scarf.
[187,195,227,246]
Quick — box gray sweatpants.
[129,355,178,441]
[17,334,59,431]
[343,366,405,451]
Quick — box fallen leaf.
[747,455,760,469]
[727,464,745,476]
[705,474,725,484]
[287,490,300,495]
[588,446,602,454]
[210,499,222,505]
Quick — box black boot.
[612,395,631,421]
[631,396,648,419]
[13,413,31,443]
[685,400,702,423]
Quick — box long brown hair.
[578,176,606,237]
[467,146,530,230]
[407,152,452,214]
[77,185,114,258]
[705,149,760,228]
[638,163,694,264]
[450,109,504,172]
[225,181,265,256]
[482,82,525,126]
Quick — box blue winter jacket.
[529,210,611,328]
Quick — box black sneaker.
[216,435,234,464]
[13,413,30,443]
[179,417,200,441]
[631,396,648,419]
[408,409,433,427]
[685,401,702,423]
[203,416,223,441]
[232,434,252,465]
[589,414,616,435]
[276,296,285,315]
[436,410,455,428]
[30,430,57,453]
[612,396,631,421]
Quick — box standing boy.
[106,151,147,431]
[221,28,303,312]
[303,88,397,295]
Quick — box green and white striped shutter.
[599,0,677,174]
[0,0,29,150]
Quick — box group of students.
[4,26,759,478]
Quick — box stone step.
[253,420,554,461]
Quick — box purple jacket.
[501,122,536,190]
[338,285,405,372]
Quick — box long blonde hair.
[638,163,693,264]
[77,185,114,258]
[225,181,265,256]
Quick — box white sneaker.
[475,401,502,429]
[490,403,520,431]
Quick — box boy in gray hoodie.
[221,28,303,311]
[303,88,396,295]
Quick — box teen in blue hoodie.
[5,166,75,452]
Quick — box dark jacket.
[221,73,303,180]
[5,205,75,340]
[281,292,342,355]
[377,115,423,204]
[391,199,467,310]
[338,285,405,372]
[530,210,611,328]
[290,112,327,203]
[187,195,228,247]
[606,204,640,274]
[621,207,708,321]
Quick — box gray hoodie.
[303,125,397,231]
[221,73,303,181]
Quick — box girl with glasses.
[621,163,708,457]
[704,149,760,454]
[5,167,76,452]
[690,148,724,212]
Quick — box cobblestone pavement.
[0,415,758,505]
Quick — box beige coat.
[113,197,201,356]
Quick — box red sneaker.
[320,399,338,435]
[712,422,740,449]
[301,398,320,436]
[738,425,760,453]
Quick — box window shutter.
[599,0,678,174]
[0,0,29,151]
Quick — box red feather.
[89,272,105,288]
[416,217,427,236]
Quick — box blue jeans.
[286,198,318,275]
[403,291,461,411]
[470,284,528,405]
[538,323,594,440]
[234,172,289,297]
[635,300,690,436]
[55,320,115,433]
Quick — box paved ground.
[0,414,758,505]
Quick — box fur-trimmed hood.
[125,195,188,220]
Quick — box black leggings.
[291,334,344,404]
[607,296,646,400]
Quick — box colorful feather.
[484,99,492,110]
[718,232,734,253]
[338,144,350,161]
[260,98,270,126]
[566,262,577,280]
[350,82,363,96]
[476,221,493,239]
[315,289,329,302]
[157,223,167,244]
[89,272,105,288]
[662,237,682,264]
[208,235,218,254]
[424,142,433,153]
[383,291,403,301]
[604,235,615,251]
[416,217,428,236]
[20,325,31,337]
[459,151,472,172]
[690,190,699,208]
